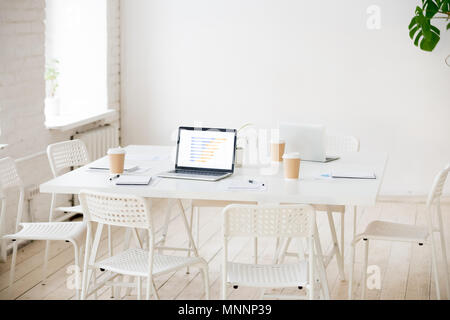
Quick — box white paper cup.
[282,152,301,180]
[107,147,126,174]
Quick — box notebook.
[88,158,139,172]
[115,175,152,185]
[331,170,376,179]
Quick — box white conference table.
[40,145,387,206]
[40,145,387,298]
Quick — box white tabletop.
[40,145,387,206]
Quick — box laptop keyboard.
[172,170,226,176]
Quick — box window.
[45,0,107,117]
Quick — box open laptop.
[279,123,339,163]
[158,127,237,181]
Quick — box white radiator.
[74,125,119,161]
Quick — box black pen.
[109,174,120,181]
[248,179,265,186]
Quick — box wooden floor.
[0,199,449,300]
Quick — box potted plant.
[44,59,60,116]
[408,0,450,64]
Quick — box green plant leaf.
[408,7,441,51]
[439,0,450,11]
[423,0,440,18]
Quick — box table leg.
[326,210,345,281]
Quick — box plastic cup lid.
[282,152,300,159]
[107,147,126,155]
[271,139,285,144]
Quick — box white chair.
[47,139,90,221]
[45,139,113,288]
[222,204,330,300]
[348,164,450,300]
[0,157,86,299]
[79,190,210,300]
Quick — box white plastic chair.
[348,164,450,300]
[47,139,90,221]
[45,139,113,288]
[0,157,86,299]
[222,204,330,300]
[79,190,210,300]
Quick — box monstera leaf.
[409,7,440,51]
[408,0,450,52]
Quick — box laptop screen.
[175,127,237,172]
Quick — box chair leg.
[93,269,98,300]
[42,240,51,285]
[146,277,152,300]
[107,225,114,298]
[0,239,6,263]
[152,280,160,300]
[313,223,330,300]
[137,277,142,300]
[187,205,194,274]
[8,241,18,297]
[348,241,356,300]
[436,207,450,298]
[430,234,441,300]
[221,283,227,300]
[439,231,450,299]
[340,211,345,259]
[159,199,173,255]
[201,264,210,300]
[326,210,345,280]
[253,237,258,264]
[361,239,369,300]
[194,206,200,247]
[73,242,80,300]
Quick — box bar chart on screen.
[177,129,236,170]
[189,136,227,163]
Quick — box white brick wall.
[0,0,121,248]
[107,0,121,115]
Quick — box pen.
[109,174,120,181]
[248,179,265,186]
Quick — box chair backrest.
[47,139,90,177]
[325,134,360,156]
[79,190,152,230]
[0,157,23,197]
[0,157,25,234]
[223,204,315,239]
[426,164,450,207]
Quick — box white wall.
[120,0,450,195]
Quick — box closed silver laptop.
[279,123,339,163]
[158,127,237,181]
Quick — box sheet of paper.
[226,180,267,191]
[115,175,152,185]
